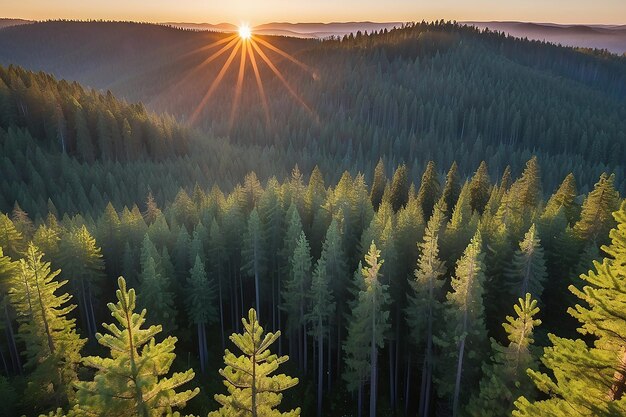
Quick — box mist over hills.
[1,19,625,192]
[162,20,626,53]
[466,21,626,54]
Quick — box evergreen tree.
[441,161,461,214]
[469,161,491,214]
[435,232,488,417]
[8,244,85,411]
[517,156,542,210]
[343,242,391,417]
[515,202,626,417]
[573,173,620,245]
[58,225,105,340]
[406,200,447,417]
[415,161,441,219]
[544,173,578,224]
[282,232,312,371]
[467,294,541,417]
[389,164,409,212]
[139,255,177,334]
[186,255,217,373]
[307,256,335,417]
[0,213,24,258]
[242,208,267,317]
[209,308,300,417]
[74,277,198,417]
[505,224,547,300]
[370,158,387,210]
[443,181,477,263]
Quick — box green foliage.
[467,294,541,417]
[435,232,488,416]
[74,277,199,417]
[415,161,441,219]
[515,201,626,416]
[505,224,547,300]
[573,173,621,244]
[343,242,390,392]
[209,308,300,417]
[8,244,85,411]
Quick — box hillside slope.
[1,21,625,190]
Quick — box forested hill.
[0,65,191,161]
[1,21,625,191]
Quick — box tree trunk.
[452,335,466,417]
[4,304,21,374]
[388,340,395,410]
[197,323,205,373]
[370,317,378,417]
[317,317,323,417]
[404,353,411,415]
[218,272,225,350]
[609,346,626,401]
[254,244,260,322]
[358,383,363,417]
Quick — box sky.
[4,0,626,25]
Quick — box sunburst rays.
[184,26,316,128]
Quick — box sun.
[238,25,252,40]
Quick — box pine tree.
[0,247,21,376]
[443,181,477,264]
[435,232,488,417]
[242,208,267,317]
[209,308,300,417]
[186,255,217,373]
[307,256,335,417]
[468,161,491,214]
[321,218,348,383]
[58,225,105,340]
[8,244,85,410]
[441,161,461,214]
[505,224,547,300]
[344,242,391,417]
[544,173,578,224]
[389,164,409,211]
[467,294,541,417]
[74,277,198,417]
[406,200,447,417]
[415,161,441,219]
[282,232,312,371]
[370,158,387,210]
[0,213,24,258]
[139,255,177,334]
[514,201,626,417]
[573,173,620,245]
[516,156,542,210]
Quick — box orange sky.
[5,0,626,25]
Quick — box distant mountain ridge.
[0,18,34,29]
[162,20,626,53]
[163,21,404,39]
[464,21,626,54]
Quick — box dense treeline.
[1,157,625,416]
[1,21,625,190]
[0,65,190,161]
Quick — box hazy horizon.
[3,0,626,26]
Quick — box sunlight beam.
[248,44,271,127]
[249,38,318,122]
[190,40,242,124]
[181,34,239,59]
[229,40,248,130]
[254,37,314,76]
[164,35,240,102]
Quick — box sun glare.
[187,23,317,127]
[238,25,252,40]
